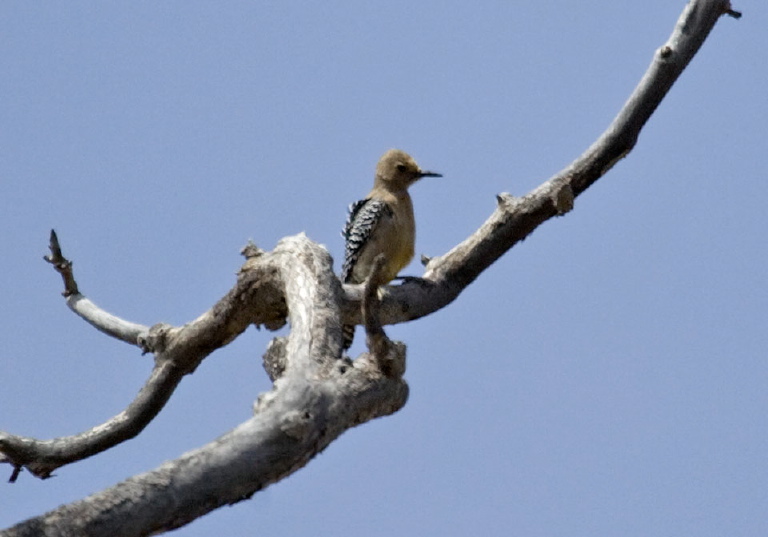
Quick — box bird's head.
[375,149,441,191]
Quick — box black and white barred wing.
[341,198,393,283]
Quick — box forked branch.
[1,1,738,534]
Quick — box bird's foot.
[392,275,428,286]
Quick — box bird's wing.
[341,198,393,283]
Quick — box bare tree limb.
[2,236,407,537]
[44,230,149,346]
[1,235,313,479]
[0,360,184,481]
[342,0,740,329]
[1,0,738,534]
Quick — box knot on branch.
[238,241,270,277]
[263,337,288,382]
[138,323,173,355]
[280,409,313,441]
[495,192,517,208]
[551,183,574,215]
[240,240,265,260]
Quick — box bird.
[341,148,441,350]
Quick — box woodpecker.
[341,149,441,350]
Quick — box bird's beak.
[418,170,442,178]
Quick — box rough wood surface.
[1,1,739,535]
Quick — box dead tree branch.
[1,235,311,479]
[1,0,738,534]
[342,0,740,328]
[3,236,407,536]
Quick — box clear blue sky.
[2,2,766,535]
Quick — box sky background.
[1,1,766,535]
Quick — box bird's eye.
[396,163,407,172]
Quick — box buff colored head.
[374,149,441,191]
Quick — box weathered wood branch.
[342,0,740,328]
[2,235,407,536]
[1,0,738,534]
[362,254,406,378]
[0,359,185,481]
[43,230,149,345]
[1,235,327,479]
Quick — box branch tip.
[44,229,80,297]
[48,229,62,258]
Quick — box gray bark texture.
[0,1,740,535]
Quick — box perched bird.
[341,149,441,350]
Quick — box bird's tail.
[342,324,355,351]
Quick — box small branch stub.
[362,255,405,378]
[137,323,172,355]
[263,337,288,382]
[552,183,575,215]
[9,464,22,484]
[725,3,742,18]
[495,193,516,208]
[240,240,264,260]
